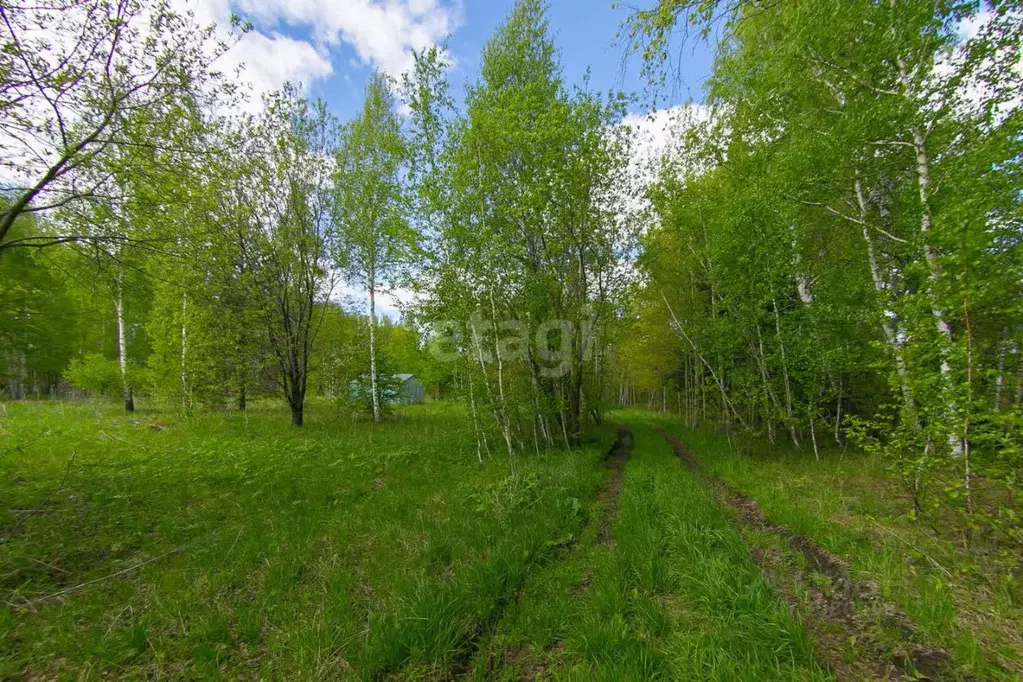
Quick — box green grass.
[473,412,828,681]
[0,399,610,679]
[8,400,1013,680]
[667,422,1023,679]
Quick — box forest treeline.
[2,2,1022,556]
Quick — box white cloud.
[957,10,993,41]
[231,0,463,79]
[621,105,711,214]
[172,0,334,110]
[170,0,461,112]
[624,104,710,177]
[936,10,1022,125]
[226,31,334,98]
[610,105,713,236]
[336,284,417,321]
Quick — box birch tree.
[625,0,1023,546]
[333,73,412,423]
[0,0,241,251]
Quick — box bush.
[64,354,124,397]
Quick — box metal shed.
[390,373,425,405]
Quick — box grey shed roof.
[395,374,416,382]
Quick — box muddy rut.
[659,428,954,682]
[597,425,633,545]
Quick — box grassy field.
[1,400,609,678]
[2,401,1020,679]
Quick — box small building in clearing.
[390,373,425,405]
[349,373,424,405]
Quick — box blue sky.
[195,0,717,125]
[298,0,717,120]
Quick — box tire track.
[597,426,633,545]
[659,428,955,681]
[443,426,634,680]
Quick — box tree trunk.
[368,283,381,423]
[911,123,958,451]
[290,399,303,426]
[468,367,487,461]
[663,294,745,428]
[568,372,583,445]
[115,274,133,413]
[772,298,798,447]
[993,334,1008,410]
[791,224,815,305]
[898,58,962,456]
[856,179,915,412]
[181,290,189,409]
[238,383,246,411]
[489,290,513,440]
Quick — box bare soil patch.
[597,426,633,545]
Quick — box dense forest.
[2,0,1023,678]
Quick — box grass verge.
[664,418,1023,680]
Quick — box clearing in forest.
[2,404,1020,680]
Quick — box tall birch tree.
[333,73,412,423]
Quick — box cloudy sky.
[191,0,716,121]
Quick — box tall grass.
[672,422,1023,679]
[0,399,609,678]
[475,413,828,680]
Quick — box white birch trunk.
[662,294,746,428]
[115,273,133,413]
[898,57,962,457]
[856,179,916,412]
[993,335,1008,410]
[790,225,815,305]
[467,368,485,462]
[181,290,188,409]
[772,298,799,448]
[368,281,380,423]
[470,319,514,456]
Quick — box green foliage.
[0,215,78,396]
[627,0,1023,559]
[413,0,638,452]
[63,354,124,397]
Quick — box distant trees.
[2,0,1020,523]
[0,213,77,397]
